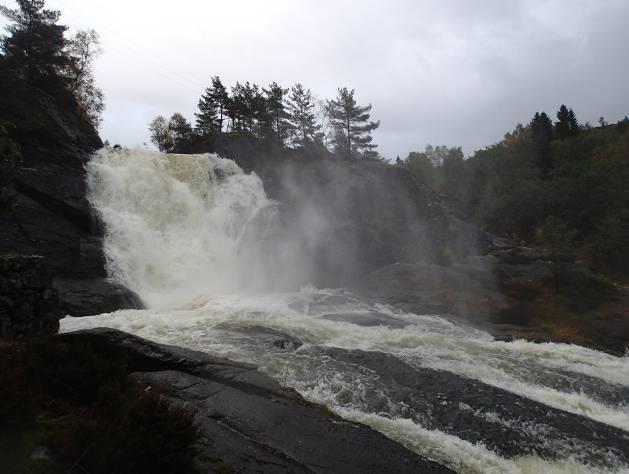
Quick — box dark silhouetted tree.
[1,2,104,126]
[286,83,321,147]
[567,108,579,137]
[208,76,228,132]
[263,82,289,144]
[226,82,243,132]
[195,85,220,135]
[253,86,271,139]
[64,29,104,127]
[196,76,229,134]
[0,0,69,84]
[555,105,570,139]
[227,82,261,133]
[530,112,553,174]
[326,87,379,158]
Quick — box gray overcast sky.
[3,0,629,158]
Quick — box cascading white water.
[64,148,629,474]
[86,148,276,307]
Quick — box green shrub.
[0,338,206,474]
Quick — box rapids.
[62,149,629,474]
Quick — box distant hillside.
[401,117,629,278]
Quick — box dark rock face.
[0,75,141,317]
[0,255,63,337]
[58,328,452,474]
[0,72,102,164]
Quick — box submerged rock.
[214,323,304,352]
[320,311,410,329]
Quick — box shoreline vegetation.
[0,337,207,474]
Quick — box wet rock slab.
[57,328,452,474]
[54,278,143,316]
[303,346,629,469]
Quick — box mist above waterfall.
[87,147,490,310]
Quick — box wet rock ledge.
[58,328,452,474]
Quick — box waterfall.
[86,148,276,308]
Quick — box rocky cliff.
[0,72,141,317]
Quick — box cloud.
[3,0,628,157]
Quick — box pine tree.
[326,87,379,158]
[207,76,229,132]
[530,111,554,174]
[195,84,220,135]
[555,105,571,139]
[530,112,553,143]
[0,0,69,85]
[228,82,261,134]
[252,87,271,139]
[286,83,321,147]
[263,82,289,143]
[226,82,244,132]
[567,108,579,137]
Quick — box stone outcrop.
[58,328,452,474]
[0,73,141,317]
[0,255,63,337]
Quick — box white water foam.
[86,148,274,308]
[61,297,629,473]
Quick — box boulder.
[54,278,143,316]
